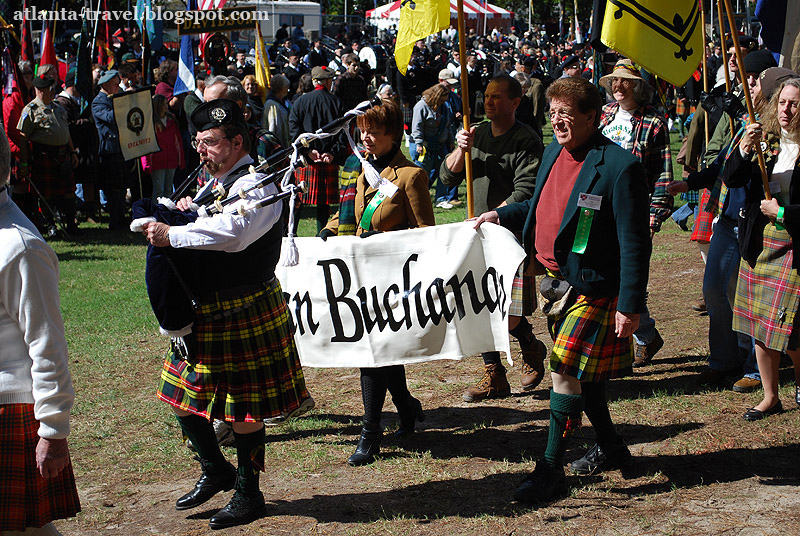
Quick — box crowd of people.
[2,19,800,534]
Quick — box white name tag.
[378,179,399,198]
[577,193,602,210]
[769,180,782,194]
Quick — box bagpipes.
[131,96,384,339]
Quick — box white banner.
[275,222,526,368]
[112,87,161,161]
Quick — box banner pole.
[715,0,736,137]
[723,0,771,199]
[456,0,474,218]
[700,0,709,147]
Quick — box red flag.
[96,1,115,68]
[38,21,57,68]
[21,0,35,65]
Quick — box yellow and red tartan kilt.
[294,161,339,206]
[30,143,75,198]
[733,224,800,352]
[547,294,633,382]
[0,404,80,532]
[157,279,309,422]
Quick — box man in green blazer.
[473,77,651,504]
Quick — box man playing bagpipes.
[136,99,309,530]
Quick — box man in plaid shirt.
[599,59,673,367]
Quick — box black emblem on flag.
[609,0,699,60]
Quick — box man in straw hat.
[598,58,674,368]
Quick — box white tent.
[367,0,513,33]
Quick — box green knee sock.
[543,390,584,468]
[233,427,265,495]
[176,414,227,469]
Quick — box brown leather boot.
[520,339,547,391]
[463,364,511,402]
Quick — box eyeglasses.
[191,136,230,150]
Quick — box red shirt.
[534,147,588,271]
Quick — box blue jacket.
[92,91,121,156]
[495,132,651,313]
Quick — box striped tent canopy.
[366,0,513,20]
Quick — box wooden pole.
[700,0,709,147]
[456,0,475,218]
[715,0,736,137]
[723,0,771,199]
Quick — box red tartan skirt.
[294,161,340,206]
[0,404,80,531]
[30,143,75,198]
[690,188,715,243]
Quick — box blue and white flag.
[173,0,197,96]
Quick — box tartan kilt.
[0,404,80,532]
[509,266,537,317]
[157,279,309,422]
[733,224,800,352]
[295,161,340,206]
[690,188,715,243]
[548,294,633,382]
[401,101,414,129]
[30,143,75,198]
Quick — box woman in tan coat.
[320,99,435,465]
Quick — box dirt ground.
[57,230,800,536]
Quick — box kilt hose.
[294,161,339,207]
[733,224,800,352]
[548,294,633,382]
[0,404,80,532]
[157,279,309,422]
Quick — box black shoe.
[208,490,266,530]
[696,367,736,389]
[633,330,664,367]
[512,462,568,504]
[175,460,237,511]
[393,396,425,438]
[743,401,784,421]
[348,425,382,466]
[569,443,632,476]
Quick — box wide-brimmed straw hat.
[599,59,643,93]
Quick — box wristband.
[777,206,785,225]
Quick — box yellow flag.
[255,23,271,103]
[601,0,703,86]
[395,0,451,75]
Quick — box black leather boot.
[208,489,266,529]
[348,422,382,466]
[393,395,425,438]
[176,459,237,510]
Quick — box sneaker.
[435,201,453,209]
[513,462,568,504]
[462,363,511,402]
[633,330,664,367]
[732,376,762,393]
[519,339,547,391]
[263,396,316,426]
[569,443,632,476]
[214,420,235,447]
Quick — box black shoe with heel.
[348,423,382,466]
[393,396,425,438]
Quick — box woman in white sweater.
[0,127,80,534]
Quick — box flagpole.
[456,0,474,218]
[723,0,771,199]
[715,0,735,136]
[700,0,709,147]
[91,0,100,64]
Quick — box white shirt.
[168,154,283,252]
[773,135,799,206]
[602,107,634,149]
[0,187,74,439]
